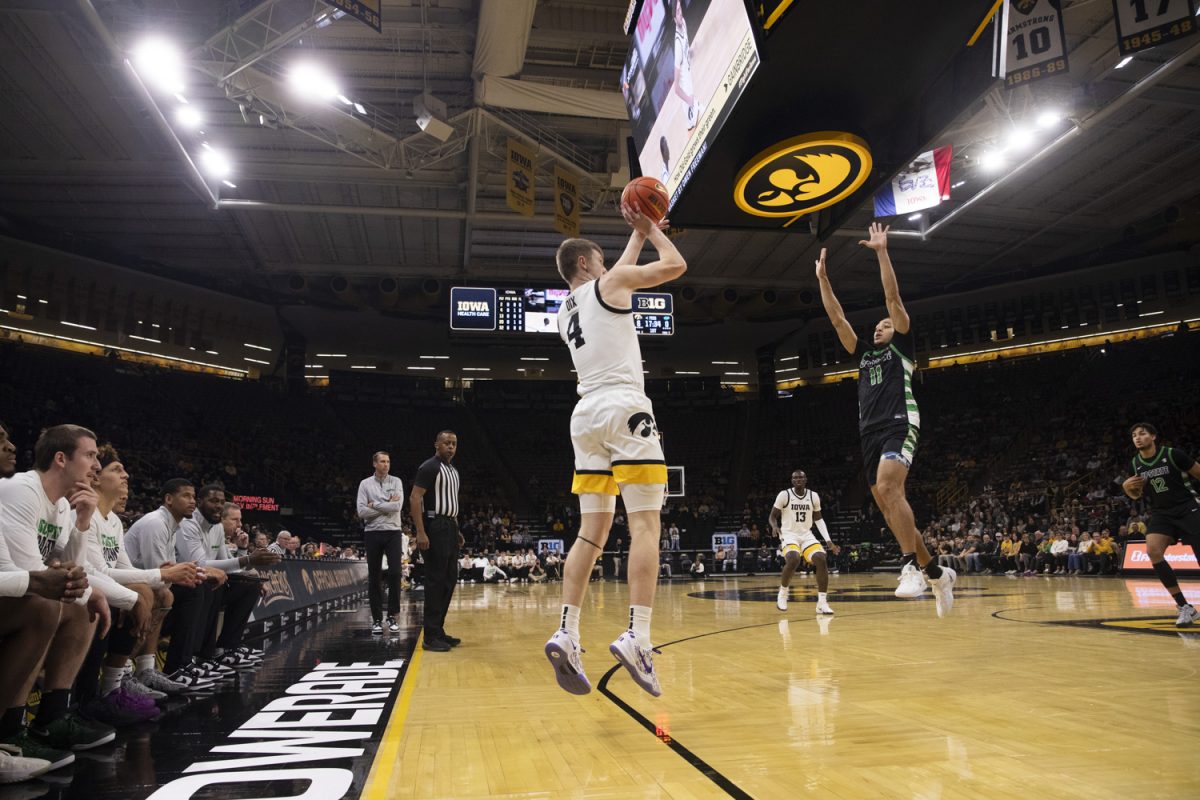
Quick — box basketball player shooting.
[816,223,956,616]
[671,0,699,132]
[544,201,686,697]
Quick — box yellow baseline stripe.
[362,631,425,798]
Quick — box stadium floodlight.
[980,151,1006,172]
[199,148,233,180]
[1115,56,1133,69]
[1007,127,1034,152]
[1035,109,1062,129]
[289,62,340,103]
[176,106,202,129]
[133,37,186,94]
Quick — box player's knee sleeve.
[579,493,617,514]
[1152,557,1179,587]
[620,483,665,513]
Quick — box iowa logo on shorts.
[627,412,658,438]
[733,132,873,227]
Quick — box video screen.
[622,0,760,207]
[523,289,570,334]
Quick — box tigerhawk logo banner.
[733,132,872,226]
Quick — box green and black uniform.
[856,329,920,486]
[1128,446,1200,542]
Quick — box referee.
[410,430,464,652]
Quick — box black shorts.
[1146,503,1200,543]
[861,423,920,487]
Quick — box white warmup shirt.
[0,470,91,604]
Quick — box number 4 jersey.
[559,278,645,398]
[1129,447,1199,511]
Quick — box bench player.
[1122,422,1200,626]
[769,470,838,615]
[816,223,956,616]
[544,202,686,697]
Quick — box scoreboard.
[451,287,674,336]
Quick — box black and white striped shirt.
[414,456,460,518]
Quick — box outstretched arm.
[613,229,648,268]
[603,203,686,295]
[859,223,910,334]
[815,247,858,354]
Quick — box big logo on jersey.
[733,132,873,226]
[627,412,658,438]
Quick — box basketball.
[622,176,670,223]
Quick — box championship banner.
[553,164,581,237]
[1113,0,1197,55]
[250,559,369,622]
[1003,0,1069,88]
[321,0,381,33]
[506,137,536,217]
[873,145,953,218]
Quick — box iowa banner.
[873,145,953,218]
[506,137,536,217]
[553,164,581,237]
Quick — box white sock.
[100,666,124,696]
[560,604,581,641]
[135,655,155,674]
[817,592,827,603]
[629,605,652,648]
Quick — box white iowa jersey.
[773,488,821,535]
[559,278,644,398]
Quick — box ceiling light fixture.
[1115,56,1133,69]
[1007,127,1035,151]
[1035,110,1061,129]
[289,62,341,103]
[176,106,202,129]
[199,148,233,179]
[133,37,186,94]
[979,151,1006,172]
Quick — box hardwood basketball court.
[367,575,1200,799]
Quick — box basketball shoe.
[776,586,788,611]
[895,562,928,598]
[1176,603,1197,627]
[931,567,956,617]
[544,629,590,695]
[814,598,834,615]
[609,631,662,697]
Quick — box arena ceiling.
[1,0,1199,327]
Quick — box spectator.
[690,553,705,579]
[267,531,290,556]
